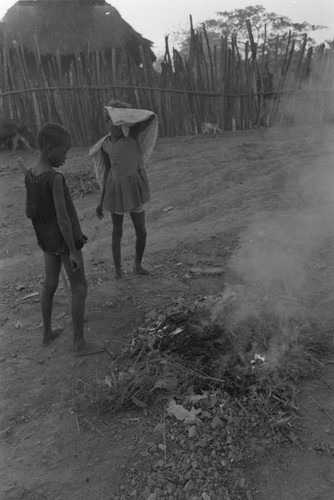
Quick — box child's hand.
[96,203,104,219]
[70,253,80,272]
[75,234,88,251]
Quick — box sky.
[0,0,333,55]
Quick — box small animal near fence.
[0,19,333,147]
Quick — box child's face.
[106,118,124,138]
[48,139,71,168]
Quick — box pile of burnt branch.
[82,295,331,425]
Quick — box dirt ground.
[1,124,334,500]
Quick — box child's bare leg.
[111,213,124,279]
[61,252,103,356]
[42,253,62,345]
[130,211,149,275]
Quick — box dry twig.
[83,417,104,436]
[163,412,167,465]
[311,396,334,424]
[71,378,81,433]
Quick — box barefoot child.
[89,100,158,279]
[24,122,103,356]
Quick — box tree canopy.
[174,4,327,57]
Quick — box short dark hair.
[106,99,132,108]
[37,122,71,150]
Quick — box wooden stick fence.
[0,21,333,146]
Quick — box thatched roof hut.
[2,0,156,65]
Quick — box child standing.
[25,122,102,356]
[89,100,158,279]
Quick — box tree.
[173,5,327,58]
[324,38,334,50]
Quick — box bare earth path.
[1,124,334,499]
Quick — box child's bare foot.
[42,326,63,346]
[134,264,150,276]
[115,269,124,280]
[73,341,105,357]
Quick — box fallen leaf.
[166,399,201,423]
[186,392,208,404]
[188,425,196,437]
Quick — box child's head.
[37,122,71,168]
[104,100,133,136]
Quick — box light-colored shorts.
[114,204,145,216]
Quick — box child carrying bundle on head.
[89,100,158,279]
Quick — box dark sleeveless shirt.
[25,169,84,254]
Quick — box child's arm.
[96,147,111,219]
[52,173,80,271]
[130,114,155,139]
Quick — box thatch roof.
[2,0,156,62]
